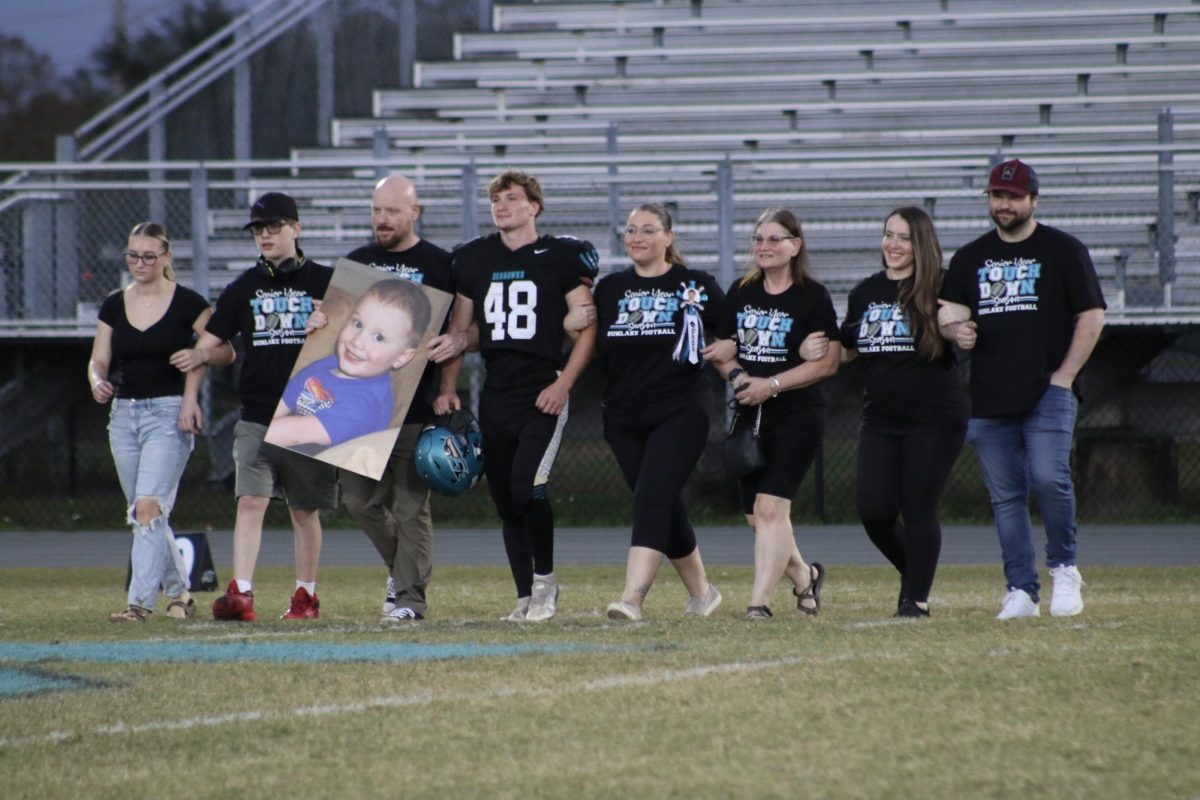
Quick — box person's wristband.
[770,376,781,397]
[728,368,745,384]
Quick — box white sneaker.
[684,583,722,617]
[1049,565,1085,617]
[606,600,642,621]
[382,576,397,614]
[503,596,531,622]
[525,575,560,622]
[997,588,1040,620]
[380,606,422,624]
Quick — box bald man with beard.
[340,174,455,623]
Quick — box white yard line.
[0,652,866,749]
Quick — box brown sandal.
[746,605,773,620]
[108,605,150,622]
[166,597,196,620]
[793,562,825,617]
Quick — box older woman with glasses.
[89,222,228,622]
[702,208,840,620]
[595,203,725,620]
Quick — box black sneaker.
[894,600,930,618]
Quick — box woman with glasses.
[88,222,226,622]
[702,208,840,620]
[802,207,967,617]
[595,203,725,620]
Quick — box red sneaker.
[281,587,320,620]
[212,580,257,622]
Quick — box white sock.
[297,581,316,595]
[236,580,252,593]
[534,571,555,583]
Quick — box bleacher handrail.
[73,0,334,162]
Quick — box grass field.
[1,564,1198,799]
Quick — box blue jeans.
[108,396,195,611]
[966,386,1079,602]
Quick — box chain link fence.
[3,162,1200,530]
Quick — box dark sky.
[2,0,251,74]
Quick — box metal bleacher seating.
[183,0,1200,318]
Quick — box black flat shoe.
[793,562,825,617]
[895,600,930,618]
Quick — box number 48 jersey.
[452,232,599,394]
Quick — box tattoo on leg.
[635,584,651,598]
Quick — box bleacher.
[179,0,1200,320]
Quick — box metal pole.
[54,135,79,319]
[1157,108,1176,306]
[314,1,335,147]
[190,168,210,301]
[607,124,621,260]
[717,158,735,431]
[148,82,167,224]
[233,28,251,182]
[399,0,417,89]
[373,126,390,180]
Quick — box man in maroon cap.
[938,160,1106,621]
[179,191,338,621]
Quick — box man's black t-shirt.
[206,258,333,425]
[452,233,598,396]
[594,263,724,408]
[941,224,1106,418]
[841,270,968,428]
[717,276,840,411]
[345,239,454,424]
[98,285,210,399]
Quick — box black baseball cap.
[244,192,300,229]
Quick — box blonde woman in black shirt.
[88,222,227,622]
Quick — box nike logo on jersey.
[534,248,549,254]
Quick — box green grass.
[1,564,1198,798]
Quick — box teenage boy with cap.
[937,160,1106,620]
[181,191,338,620]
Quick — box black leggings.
[480,391,568,598]
[856,422,966,604]
[602,397,708,560]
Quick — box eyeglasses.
[623,225,664,237]
[123,251,167,265]
[751,235,797,247]
[251,221,290,235]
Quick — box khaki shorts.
[233,420,338,510]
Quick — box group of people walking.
[89,157,1105,624]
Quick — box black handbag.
[722,404,765,478]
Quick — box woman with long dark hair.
[803,207,968,617]
[703,208,840,620]
[595,203,725,620]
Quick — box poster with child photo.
[265,258,453,479]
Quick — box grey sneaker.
[1049,565,1085,617]
[606,600,642,621]
[526,574,560,622]
[381,606,423,624]
[383,576,397,614]
[503,597,531,622]
[997,588,1040,620]
[684,583,722,617]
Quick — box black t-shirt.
[717,276,840,411]
[98,284,210,399]
[452,233,598,395]
[941,224,1106,417]
[345,239,454,425]
[840,270,968,428]
[206,258,333,425]
[594,263,725,408]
